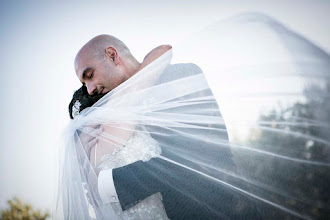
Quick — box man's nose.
[86,82,97,95]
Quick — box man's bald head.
[74,35,132,70]
[74,35,140,95]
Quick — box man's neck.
[123,57,141,78]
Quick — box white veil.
[55,13,330,219]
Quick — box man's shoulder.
[160,63,203,83]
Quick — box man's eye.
[89,73,94,79]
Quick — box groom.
[75,35,261,219]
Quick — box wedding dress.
[96,129,169,220]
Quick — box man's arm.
[100,155,261,220]
[98,158,164,207]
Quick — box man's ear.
[105,47,119,65]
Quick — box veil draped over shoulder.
[55,13,330,219]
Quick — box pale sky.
[0,0,329,214]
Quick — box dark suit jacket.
[112,63,261,219]
[113,157,261,220]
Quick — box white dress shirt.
[98,169,119,203]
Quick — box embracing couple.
[58,34,260,220]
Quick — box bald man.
[75,35,171,95]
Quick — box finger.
[86,127,103,137]
[83,137,96,152]
[88,124,99,129]
[93,127,104,136]
[87,138,98,150]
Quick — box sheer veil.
[55,13,330,219]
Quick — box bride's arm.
[90,123,135,170]
[134,45,172,74]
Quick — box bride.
[55,13,330,220]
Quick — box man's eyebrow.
[82,67,94,80]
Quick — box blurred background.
[0,0,329,217]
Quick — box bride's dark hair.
[68,86,105,119]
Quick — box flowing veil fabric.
[55,13,329,219]
[174,13,330,219]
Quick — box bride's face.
[75,52,128,95]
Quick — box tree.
[234,83,330,219]
[0,197,49,220]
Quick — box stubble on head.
[74,35,141,94]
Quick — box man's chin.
[101,89,110,96]
[92,92,107,100]
[102,91,109,96]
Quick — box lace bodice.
[97,131,162,170]
[97,130,169,220]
